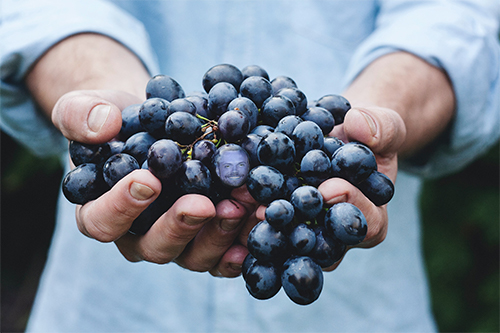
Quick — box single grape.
[227,96,259,130]
[356,170,395,206]
[145,74,185,102]
[256,132,296,173]
[108,140,125,155]
[166,98,197,116]
[322,136,344,158]
[185,94,212,119]
[300,149,332,187]
[260,95,296,127]
[324,202,368,245]
[164,111,203,145]
[240,133,263,168]
[244,259,282,300]
[147,139,183,180]
[217,109,250,143]
[309,226,346,268]
[62,163,107,205]
[265,199,295,231]
[290,121,325,160]
[241,64,269,81]
[119,103,143,140]
[102,153,140,188]
[202,63,243,93]
[192,139,217,167]
[275,87,308,116]
[239,76,273,109]
[138,97,170,138]
[247,220,289,263]
[175,159,212,196]
[315,94,351,125]
[281,256,323,305]
[122,132,156,165]
[246,165,285,204]
[251,125,274,138]
[290,185,324,221]
[301,106,335,135]
[274,115,303,138]
[271,75,297,95]
[283,175,300,200]
[330,142,377,184]
[69,141,112,167]
[289,223,317,255]
[207,82,239,118]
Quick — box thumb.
[52,89,143,144]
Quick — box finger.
[76,169,161,242]
[318,177,388,249]
[115,194,216,264]
[209,244,249,278]
[174,199,248,271]
[52,90,143,144]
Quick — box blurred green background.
[1,130,499,332]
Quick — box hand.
[52,89,252,277]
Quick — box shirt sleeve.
[341,0,500,179]
[0,0,159,157]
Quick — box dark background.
[1,129,499,332]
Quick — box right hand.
[53,89,254,277]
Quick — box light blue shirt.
[1,1,499,332]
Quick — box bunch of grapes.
[62,64,395,305]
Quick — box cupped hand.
[52,89,252,276]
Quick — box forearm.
[342,52,455,157]
[25,33,151,116]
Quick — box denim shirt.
[1,1,499,332]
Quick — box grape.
[240,133,262,168]
[69,141,112,167]
[356,170,395,206]
[289,223,317,255]
[62,163,107,205]
[330,142,377,184]
[301,106,335,135]
[241,64,269,81]
[147,139,183,180]
[260,95,296,127]
[324,202,368,245]
[290,185,324,221]
[164,111,203,145]
[146,74,185,102]
[175,159,212,196]
[265,199,295,231]
[315,94,351,125]
[212,144,250,188]
[256,132,296,173]
[120,103,143,140]
[246,165,285,204]
[185,94,212,119]
[166,98,197,116]
[300,149,332,187]
[227,96,259,129]
[202,63,243,93]
[139,97,170,138]
[108,140,125,155]
[251,125,274,138]
[122,132,156,165]
[322,136,344,158]
[274,115,303,138]
[191,140,217,167]
[243,258,282,300]
[207,82,239,118]
[281,256,323,305]
[275,87,308,116]
[290,121,324,160]
[271,75,297,95]
[309,226,346,268]
[102,153,140,188]
[217,109,250,143]
[247,220,289,263]
[239,76,273,109]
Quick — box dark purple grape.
[324,202,368,245]
[227,97,259,129]
[122,132,156,165]
[147,139,183,180]
[217,109,250,143]
[242,253,258,280]
[330,142,377,184]
[108,140,125,155]
[69,141,112,167]
[102,153,140,187]
[289,223,316,255]
[212,144,250,188]
[271,75,297,95]
[240,133,262,168]
[185,95,212,119]
[145,74,185,102]
[239,76,273,109]
[175,159,212,196]
[257,132,296,173]
[283,175,300,199]
[260,95,296,128]
[246,165,285,204]
[281,256,323,305]
[62,163,107,205]
[120,103,143,140]
[356,170,395,206]
[315,94,351,125]
[274,115,303,138]
[300,149,332,187]
[207,82,238,118]
[138,97,170,138]
[192,139,217,167]
[275,87,308,116]
[166,98,196,116]
[202,63,243,93]
[247,220,289,263]
[241,65,269,81]
[301,106,335,135]
[265,199,295,231]
[250,125,274,138]
[244,259,282,300]
[323,136,344,158]
[164,111,203,145]
[290,185,323,221]
[309,226,346,268]
[290,121,325,160]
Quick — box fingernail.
[325,194,347,206]
[220,218,240,232]
[183,215,209,226]
[360,110,377,136]
[130,182,155,200]
[88,104,111,132]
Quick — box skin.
[25,33,455,276]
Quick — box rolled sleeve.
[341,0,500,178]
[0,0,159,157]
